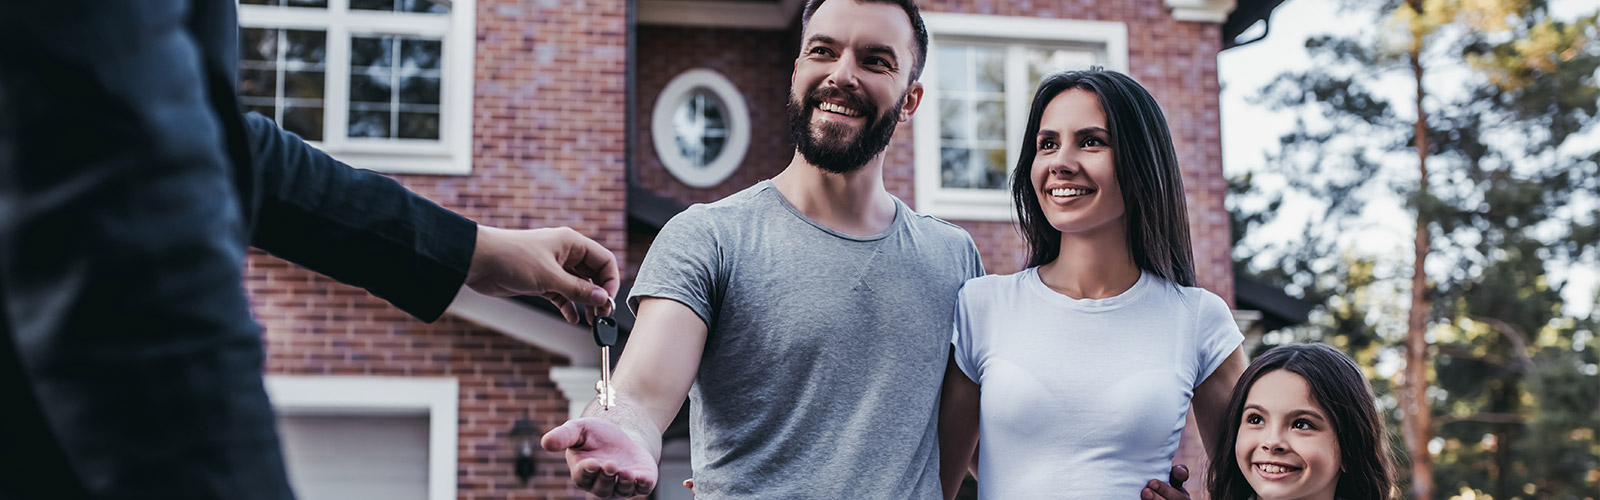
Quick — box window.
[651,69,751,188]
[239,0,475,175]
[913,14,1128,220]
[265,375,458,500]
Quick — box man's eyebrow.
[861,43,900,63]
[804,34,838,47]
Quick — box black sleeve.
[243,112,476,322]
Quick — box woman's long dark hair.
[1009,69,1195,287]
[1207,343,1396,500]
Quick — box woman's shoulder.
[958,268,1034,299]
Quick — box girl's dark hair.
[1009,69,1195,287]
[1207,343,1396,500]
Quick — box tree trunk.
[1403,0,1437,496]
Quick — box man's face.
[787,0,922,174]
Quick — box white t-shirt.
[951,267,1243,499]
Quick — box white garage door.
[278,414,430,500]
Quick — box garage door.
[278,414,430,500]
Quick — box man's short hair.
[800,0,930,83]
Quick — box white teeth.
[1050,188,1092,197]
[1256,463,1297,474]
[818,102,861,117]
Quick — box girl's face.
[1030,89,1125,237]
[1235,370,1342,500]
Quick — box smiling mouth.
[1049,187,1094,197]
[817,101,862,117]
[1254,462,1303,477]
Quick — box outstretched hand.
[1140,464,1190,500]
[466,226,620,323]
[541,418,658,499]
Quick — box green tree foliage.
[1228,0,1599,497]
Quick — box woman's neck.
[1037,225,1140,300]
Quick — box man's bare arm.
[541,297,707,499]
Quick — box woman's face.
[1030,89,1125,238]
[1234,370,1342,500]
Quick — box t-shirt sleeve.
[964,237,986,280]
[950,282,981,383]
[1194,290,1245,386]
[628,207,720,329]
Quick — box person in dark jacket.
[0,1,616,499]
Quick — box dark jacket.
[0,1,476,498]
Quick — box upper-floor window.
[913,14,1129,220]
[239,0,475,175]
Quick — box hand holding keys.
[592,301,618,410]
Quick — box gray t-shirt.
[629,180,984,500]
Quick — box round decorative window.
[651,69,750,188]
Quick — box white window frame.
[265,375,458,500]
[913,14,1128,221]
[240,0,476,175]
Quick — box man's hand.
[466,225,620,324]
[541,418,659,499]
[1140,464,1190,500]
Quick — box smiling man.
[538,1,985,498]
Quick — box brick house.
[235,0,1289,498]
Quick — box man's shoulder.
[661,182,777,233]
[898,202,977,248]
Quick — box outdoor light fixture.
[510,413,537,484]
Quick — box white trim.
[651,69,751,189]
[239,0,475,175]
[443,287,597,366]
[265,375,458,500]
[913,14,1128,221]
[548,366,603,419]
[1166,0,1237,23]
[639,0,792,28]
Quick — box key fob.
[592,316,618,347]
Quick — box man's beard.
[786,85,905,175]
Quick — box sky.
[1218,0,1600,319]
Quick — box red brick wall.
[247,0,627,498]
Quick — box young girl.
[938,69,1248,499]
[1207,343,1396,500]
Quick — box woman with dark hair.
[938,69,1248,499]
[1207,343,1396,500]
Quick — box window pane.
[350,73,393,104]
[399,76,440,105]
[398,112,440,139]
[400,39,442,70]
[975,99,1004,141]
[286,0,328,7]
[935,45,967,93]
[940,147,970,188]
[240,28,276,62]
[351,37,393,68]
[977,148,1008,189]
[285,30,326,64]
[284,71,325,99]
[283,106,325,141]
[245,105,275,120]
[400,0,450,14]
[973,46,1004,92]
[240,0,278,5]
[240,69,277,98]
[349,111,391,138]
[1027,48,1095,90]
[939,99,968,141]
[350,0,393,11]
